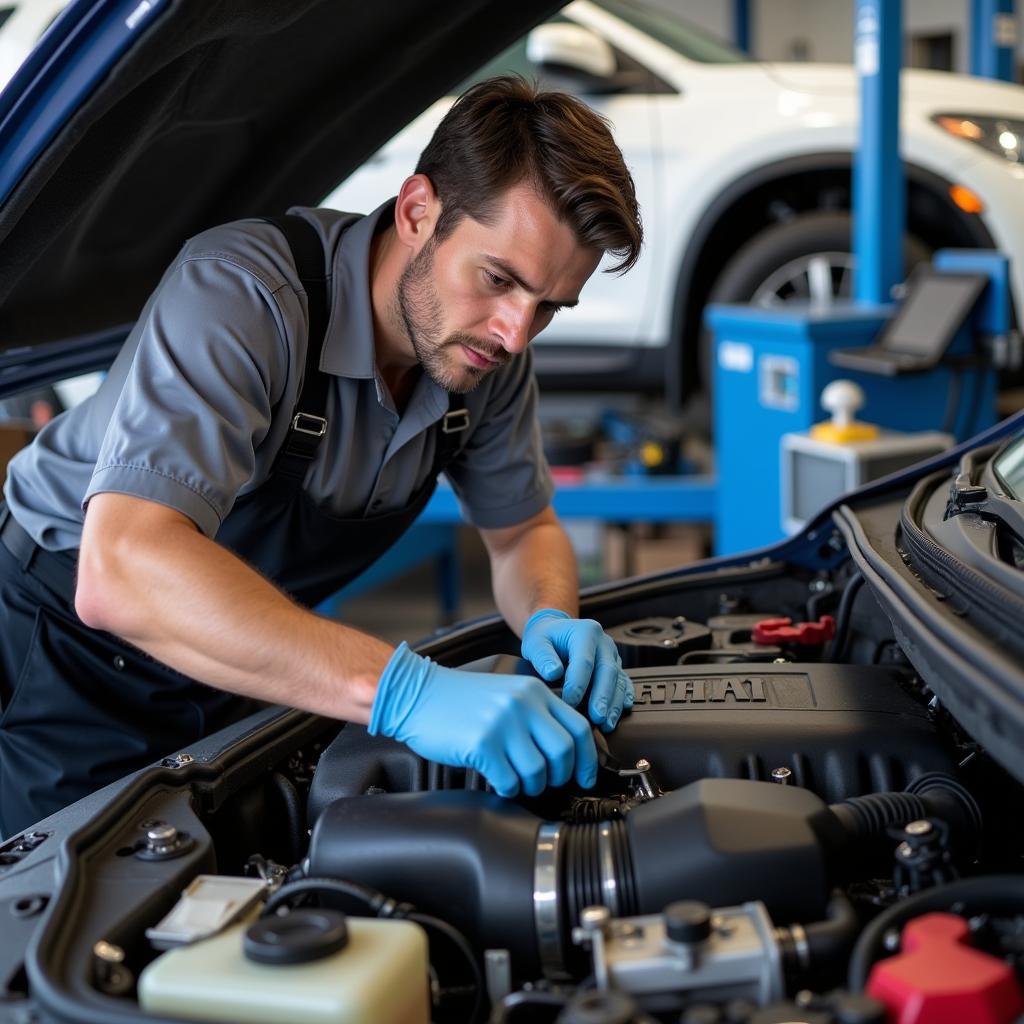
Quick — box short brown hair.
[415,75,642,274]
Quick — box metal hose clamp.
[534,822,569,979]
[596,822,620,918]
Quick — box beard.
[394,239,508,394]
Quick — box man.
[0,76,643,835]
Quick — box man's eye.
[484,270,509,288]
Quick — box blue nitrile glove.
[370,642,598,798]
[521,608,634,732]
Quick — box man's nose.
[490,302,533,355]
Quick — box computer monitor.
[830,268,987,376]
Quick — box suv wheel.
[710,211,929,308]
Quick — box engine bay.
[288,598,1006,1023]
[5,468,1024,1024]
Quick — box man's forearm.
[488,516,580,634]
[76,495,390,722]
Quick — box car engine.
[184,584,1017,1024]
[13,505,1024,1024]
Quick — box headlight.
[933,113,1024,164]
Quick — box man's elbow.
[74,534,139,635]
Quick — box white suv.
[324,0,1024,403]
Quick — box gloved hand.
[521,608,634,732]
[370,642,598,798]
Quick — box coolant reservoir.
[138,908,430,1024]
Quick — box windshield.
[994,433,1024,500]
[593,0,747,64]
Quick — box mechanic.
[0,76,643,836]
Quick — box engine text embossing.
[633,677,768,706]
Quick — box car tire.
[709,212,929,308]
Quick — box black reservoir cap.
[244,908,348,965]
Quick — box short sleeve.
[83,254,292,536]
[445,348,554,529]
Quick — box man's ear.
[394,174,441,254]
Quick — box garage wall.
[643,0,1024,79]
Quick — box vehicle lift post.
[852,0,903,306]
[733,0,751,55]
[970,0,1017,82]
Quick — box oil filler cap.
[244,908,348,965]
[866,912,1024,1023]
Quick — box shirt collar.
[321,197,396,379]
[320,197,450,427]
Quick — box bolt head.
[146,823,178,847]
[93,941,125,964]
[904,820,933,837]
[635,758,651,772]
[580,905,611,932]
[771,767,793,783]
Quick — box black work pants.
[0,524,251,837]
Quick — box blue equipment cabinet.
[706,250,1007,555]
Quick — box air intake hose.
[306,776,980,978]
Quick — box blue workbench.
[322,474,717,620]
[417,475,717,524]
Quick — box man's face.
[395,182,602,393]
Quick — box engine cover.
[603,661,953,801]
[308,658,954,823]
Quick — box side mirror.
[525,23,617,83]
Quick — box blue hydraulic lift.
[971,0,1017,82]
[733,0,751,55]
[853,0,903,306]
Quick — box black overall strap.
[265,213,471,486]
[434,393,469,473]
[265,214,331,484]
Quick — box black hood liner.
[0,0,561,349]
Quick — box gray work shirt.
[5,200,554,551]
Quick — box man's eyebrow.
[484,256,579,309]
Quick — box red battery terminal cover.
[866,912,1024,1024]
[752,615,835,646]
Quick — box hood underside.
[0,0,561,350]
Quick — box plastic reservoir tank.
[139,909,430,1024]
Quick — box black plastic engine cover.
[608,661,953,802]
[308,658,954,823]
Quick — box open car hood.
[0,0,561,357]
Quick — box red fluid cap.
[867,912,1024,1024]
[752,615,835,646]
